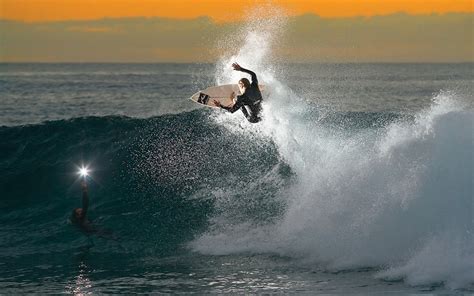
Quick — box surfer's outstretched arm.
[232,63,258,85]
[81,181,89,221]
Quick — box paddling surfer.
[70,181,97,235]
[70,181,116,240]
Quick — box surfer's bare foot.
[213,100,220,107]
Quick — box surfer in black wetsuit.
[70,181,94,234]
[214,63,263,123]
[70,181,116,240]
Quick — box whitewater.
[192,12,474,291]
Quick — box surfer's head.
[71,208,83,223]
[238,78,250,93]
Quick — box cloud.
[0,13,472,62]
[281,12,473,62]
[66,26,115,33]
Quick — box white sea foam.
[193,11,474,290]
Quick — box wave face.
[0,110,284,254]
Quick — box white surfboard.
[190,84,265,108]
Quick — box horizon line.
[1,10,472,24]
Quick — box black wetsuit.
[71,186,116,240]
[71,188,95,234]
[221,67,263,123]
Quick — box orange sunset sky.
[1,0,472,22]
[1,0,472,62]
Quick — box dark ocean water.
[0,63,473,293]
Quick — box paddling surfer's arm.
[81,181,89,222]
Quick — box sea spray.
[194,77,473,290]
[192,12,474,289]
[214,5,286,89]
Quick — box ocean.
[0,61,473,294]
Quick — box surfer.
[214,63,263,123]
[70,181,94,234]
[70,181,116,240]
